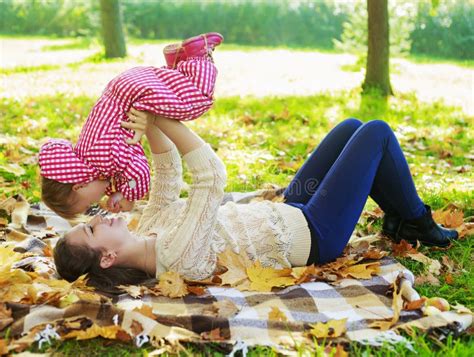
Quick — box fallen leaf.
[246,261,295,292]
[201,327,226,341]
[441,255,455,272]
[362,249,388,260]
[130,319,144,336]
[451,303,472,314]
[308,318,347,338]
[291,264,317,284]
[187,285,206,296]
[203,299,239,318]
[63,324,123,340]
[217,248,252,287]
[415,272,440,286]
[157,271,188,298]
[444,273,454,285]
[407,253,441,275]
[117,284,144,298]
[392,240,418,256]
[404,298,426,310]
[339,262,380,279]
[134,304,156,320]
[369,274,405,330]
[268,306,287,322]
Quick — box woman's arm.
[149,114,227,280]
[123,110,184,233]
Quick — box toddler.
[39,32,223,219]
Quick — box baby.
[39,32,223,219]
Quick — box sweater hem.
[273,202,311,266]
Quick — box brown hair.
[41,177,78,219]
[53,236,155,295]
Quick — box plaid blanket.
[1,190,472,353]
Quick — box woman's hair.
[41,177,77,219]
[53,235,155,295]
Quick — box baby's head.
[39,139,106,219]
[41,177,107,219]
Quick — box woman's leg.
[302,120,427,264]
[283,118,363,205]
[283,118,400,216]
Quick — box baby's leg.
[131,60,218,121]
[175,57,218,99]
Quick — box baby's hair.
[41,177,77,219]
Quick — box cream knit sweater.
[136,143,312,281]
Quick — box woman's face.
[66,215,131,252]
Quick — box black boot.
[382,213,401,242]
[396,204,458,247]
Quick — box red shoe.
[164,32,224,69]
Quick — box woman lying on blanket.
[53,113,458,292]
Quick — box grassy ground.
[0,38,473,355]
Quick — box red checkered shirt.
[39,58,217,201]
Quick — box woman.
[53,112,458,292]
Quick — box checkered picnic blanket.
[2,190,472,353]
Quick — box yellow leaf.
[268,306,287,322]
[308,318,347,338]
[59,293,80,308]
[63,324,122,340]
[0,246,24,271]
[339,262,380,279]
[118,284,144,298]
[217,248,252,286]
[157,271,188,298]
[369,274,405,330]
[246,261,295,292]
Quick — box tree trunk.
[362,0,393,96]
[99,0,127,58]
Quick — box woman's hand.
[121,108,154,145]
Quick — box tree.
[362,0,393,96]
[99,0,127,58]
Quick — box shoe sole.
[182,32,224,48]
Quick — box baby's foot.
[164,32,224,69]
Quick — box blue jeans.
[283,118,426,264]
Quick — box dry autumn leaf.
[339,262,380,279]
[246,261,295,292]
[308,318,347,338]
[204,299,239,318]
[157,271,188,298]
[217,248,252,287]
[130,319,144,336]
[404,298,426,311]
[369,274,405,330]
[62,324,124,340]
[201,327,226,341]
[268,306,287,322]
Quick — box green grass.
[1,66,472,354]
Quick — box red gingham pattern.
[39,58,217,201]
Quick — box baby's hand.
[106,192,123,213]
[121,108,153,145]
[118,198,134,212]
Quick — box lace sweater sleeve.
[156,143,227,280]
[137,145,183,234]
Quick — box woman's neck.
[115,235,157,277]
